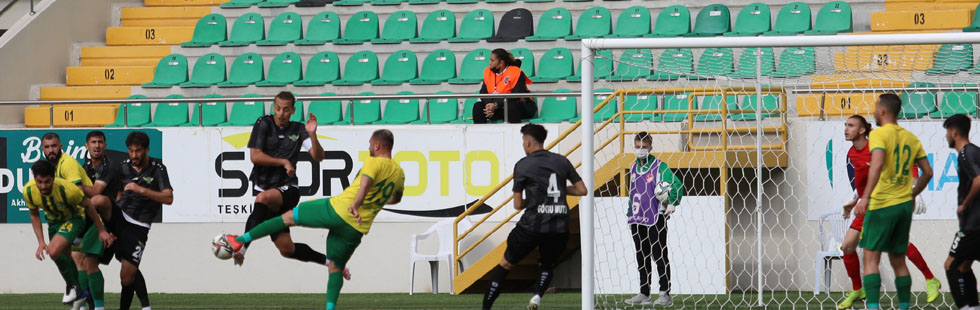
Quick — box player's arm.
[855,149,884,217]
[513,191,524,211]
[81,197,113,246]
[29,208,46,260]
[127,186,173,205]
[387,189,403,205]
[911,158,932,198]
[304,117,325,162]
[567,180,587,196]
[348,175,374,224]
[83,180,108,198]
[249,148,290,167]
[659,164,684,205]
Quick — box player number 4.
[547,173,560,203]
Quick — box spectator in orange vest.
[473,48,536,124]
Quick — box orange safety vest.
[483,65,532,94]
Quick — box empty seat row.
[220,0,664,7]
[796,82,979,118]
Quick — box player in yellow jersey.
[25,160,112,307]
[853,94,934,310]
[222,129,405,310]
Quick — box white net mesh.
[582,36,972,309]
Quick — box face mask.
[634,148,649,159]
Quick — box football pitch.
[0,292,952,309]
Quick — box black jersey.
[512,150,582,234]
[84,155,122,202]
[247,115,311,189]
[957,143,980,232]
[118,159,172,227]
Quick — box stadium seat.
[729,47,775,79]
[218,94,266,126]
[180,53,226,87]
[412,91,458,124]
[372,50,419,85]
[221,0,262,8]
[570,88,617,123]
[770,47,815,78]
[804,1,851,35]
[371,10,418,44]
[142,54,188,88]
[620,93,657,122]
[899,82,938,119]
[371,0,407,6]
[685,4,731,37]
[724,3,771,36]
[486,8,533,42]
[653,93,691,122]
[693,95,738,121]
[295,51,341,86]
[688,48,734,80]
[525,8,571,41]
[606,49,653,81]
[928,44,974,75]
[568,49,613,82]
[333,0,369,6]
[411,10,456,43]
[834,45,939,73]
[446,0,478,5]
[409,49,456,85]
[511,48,536,79]
[295,11,342,45]
[449,96,479,124]
[181,94,226,126]
[532,48,573,83]
[376,91,420,124]
[763,2,811,36]
[332,51,379,86]
[147,94,190,127]
[606,6,650,38]
[525,0,553,3]
[333,11,379,44]
[646,5,690,37]
[648,48,694,81]
[448,9,494,42]
[930,83,978,118]
[565,7,611,40]
[256,12,303,46]
[349,92,382,125]
[217,53,264,87]
[449,48,491,84]
[309,93,347,125]
[181,14,227,47]
[527,89,577,123]
[106,95,152,127]
[409,0,442,5]
[256,52,302,86]
[964,3,980,32]
[287,99,305,122]
[295,0,332,6]
[485,0,514,4]
[258,0,300,7]
[218,13,264,47]
[731,93,780,120]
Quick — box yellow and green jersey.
[23,178,86,223]
[868,123,927,210]
[331,156,405,234]
[56,153,93,187]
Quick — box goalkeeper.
[624,132,684,306]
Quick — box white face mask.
[634,148,650,159]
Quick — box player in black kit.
[483,124,588,310]
[943,114,980,310]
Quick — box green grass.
[0,292,954,309]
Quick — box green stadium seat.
[180,53,226,87]
[333,11,379,44]
[606,49,653,81]
[147,94,190,127]
[512,48,536,79]
[526,8,572,41]
[693,95,738,121]
[646,5,690,37]
[286,100,305,122]
[447,0,478,4]
[527,89,577,123]
[309,93,347,125]
[371,0,407,5]
[963,3,980,32]
[563,0,592,2]
[218,94,266,126]
[218,13,264,47]
[256,52,302,87]
[533,48,574,83]
[449,49,491,85]
[929,44,974,75]
[770,47,815,78]
[376,91,420,124]
[606,6,651,38]
[648,48,694,81]
[181,14,227,47]
[685,4,731,37]
[485,0,514,4]
[566,7,611,40]
[372,50,419,85]
[568,49,613,82]
[411,10,456,43]
[349,92,382,125]
[899,82,938,119]
[448,9,494,43]
[295,51,341,86]
[412,91,458,124]
[257,12,303,46]
[570,88,617,123]
[804,1,851,35]
[258,0,300,7]
[728,47,775,79]
[620,93,657,122]
[688,48,734,80]
[142,54,188,88]
[181,94,227,126]
[525,0,553,3]
[333,0,370,6]
[106,95,152,127]
[217,53,264,87]
[724,3,771,36]
[295,11,341,45]
[221,0,262,8]
[731,93,780,120]
[409,0,443,5]
[930,83,977,118]
[764,2,811,36]
[332,51,379,86]
[409,49,456,85]
[450,96,480,124]
[653,93,691,122]
[371,11,417,44]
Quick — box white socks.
[530,295,541,304]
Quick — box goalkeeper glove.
[914,196,927,215]
[662,204,676,216]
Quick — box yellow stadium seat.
[80,46,173,67]
[66,66,155,86]
[40,86,131,100]
[25,105,118,128]
[144,0,229,6]
[121,7,211,27]
[832,45,938,72]
[885,2,978,11]
[106,26,193,45]
[871,10,972,31]
[796,92,879,117]
[810,72,912,89]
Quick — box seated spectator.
[473,48,536,123]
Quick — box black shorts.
[258,185,300,237]
[503,225,569,267]
[98,205,123,265]
[114,219,150,266]
[950,230,980,262]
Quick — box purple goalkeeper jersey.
[628,159,663,226]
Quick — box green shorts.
[78,220,105,256]
[860,200,914,253]
[48,218,85,245]
[293,199,363,269]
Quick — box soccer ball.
[654,181,671,204]
[212,234,234,260]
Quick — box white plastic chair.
[814,211,849,294]
[409,217,473,295]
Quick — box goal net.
[578,33,980,309]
